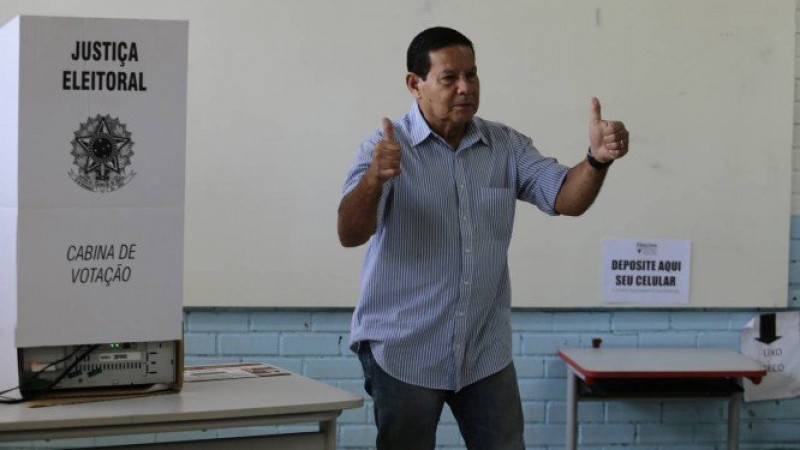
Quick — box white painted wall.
[0,0,793,307]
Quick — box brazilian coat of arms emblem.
[69,115,135,193]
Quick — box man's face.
[408,45,480,133]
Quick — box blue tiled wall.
[178,309,800,450]
[9,307,800,450]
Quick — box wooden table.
[0,373,363,449]
[558,348,766,450]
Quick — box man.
[338,27,628,450]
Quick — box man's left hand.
[588,97,629,164]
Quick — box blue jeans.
[357,342,525,450]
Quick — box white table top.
[558,348,766,383]
[0,373,363,434]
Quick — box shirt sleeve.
[341,131,394,230]
[512,130,569,216]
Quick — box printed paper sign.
[603,238,691,305]
[741,312,800,402]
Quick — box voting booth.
[0,16,187,399]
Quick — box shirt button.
[460,184,466,189]
[463,280,470,285]
[462,216,468,221]
[465,248,471,253]
[457,311,465,317]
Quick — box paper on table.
[184,363,290,382]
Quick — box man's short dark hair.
[407,27,474,79]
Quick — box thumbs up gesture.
[367,118,402,185]
[588,97,629,164]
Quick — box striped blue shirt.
[342,103,569,391]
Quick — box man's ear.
[406,73,422,100]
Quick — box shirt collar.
[408,102,488,149]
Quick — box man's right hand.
[338,118,400,247]
[367,118,402,186]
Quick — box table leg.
[727,388,740,450]
[321,418,337,450]
[566,370,578,450]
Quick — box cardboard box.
[0,16,188,400]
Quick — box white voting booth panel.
[0,16,187,392]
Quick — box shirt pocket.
[477,187,515,239]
